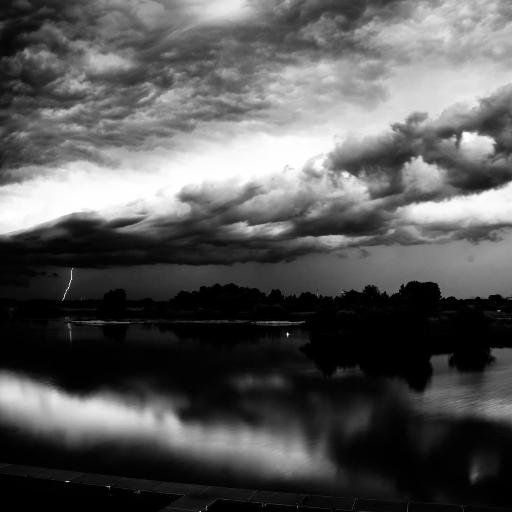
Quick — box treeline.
[2,281,512,320]
[90,282,512,382]
[165,281,512,317]
[2,281,510,390]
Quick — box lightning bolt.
[61,267,74,301]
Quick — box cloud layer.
[1,0,409,183]
[4,0,512,182]
[3,0,512,283]
[3,84,512,282]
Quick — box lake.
[1,319,512,506]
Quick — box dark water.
[1,319,512,506]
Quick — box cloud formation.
[3,1,512,284]
[5,0,509,183]
[3,84,512,281]
[1,0,409,183]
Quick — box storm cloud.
[0,0,412,182]
[3,0,512,285]
[3,83,512,279]
[5,0,510,180]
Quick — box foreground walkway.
[0,462,509,512]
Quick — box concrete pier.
[0,462,510,512]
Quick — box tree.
[296,291,319,311]
[488,294,505,307]
[362,284,381,306]
[339,289,363,307]
[442,296,460,310]
[268,289,284,304]
[399,281,441,311]
[102,288,127,315]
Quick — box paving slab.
[37,468,85,482]
[1,462,506,512]
[154,481,209,496]
[202,486,256,501]
[166,495,217,511]
[409,502,462,512]
[0,464,47,478]
[70,472,123,487]
[159,508,201,512]
[263,505,298,512]
[355,499,407,512]
[464,507,512,512]
[115,476,165,492]
[302,494,355,510]
[208,499,263,511]
[251,490,303,506]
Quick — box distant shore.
[68,318,307,327]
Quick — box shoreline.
[67,319,307,327]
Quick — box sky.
[2,0,512,299]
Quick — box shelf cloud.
[3,85,512,283]
[3,0,512,287]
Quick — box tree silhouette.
[399,281,441,311]
[268,288,284,304]
[102,288,127,316]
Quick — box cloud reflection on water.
[2,323,512,505]
[0,370,336,484]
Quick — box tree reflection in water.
[0,320,509,506]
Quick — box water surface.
[1,319,512,506]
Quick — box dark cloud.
[3,1,512,284]
[2,0,512,185]
[0,264,56,286]
[328,86,512,199]
[0,0,411,183]
[3,84,512,282]
[0,87,512,282]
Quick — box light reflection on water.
[418,349,512,421]
[1,320,512,505]
[0,370,336,483]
